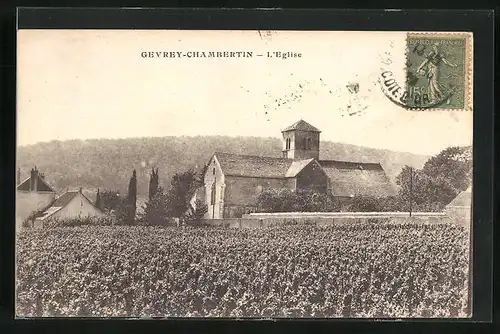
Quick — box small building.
[34,188,105,226]
[196,120,397,218]
[16,166,56,229]
[445,186,472,223]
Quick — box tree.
[421,146,472,191]
[396,146,472,212]
[95,188,102,210]
[100,189,121,213]
[115,197,131,225]
[139,186,170,226]
[149,167,159,201]
[126,169,137,225]
[165,169,202,219]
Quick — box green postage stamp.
[381,32,473,111]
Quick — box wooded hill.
[17,136,430,197]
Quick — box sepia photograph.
[15,29,473,318]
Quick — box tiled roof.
[319,160,398,197]
[285,159,315,177]
[51,191,79,208]
[16,175,55,192]
[282,119,321,133]
[37,190,103,221]
[35,191,79,221]
[36,206,64,221]
[215,152,293,178]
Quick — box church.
[192,120,397,219]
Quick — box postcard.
[16,29,473,318]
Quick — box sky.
[17,30,473,155]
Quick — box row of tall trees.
[96,168,208,226]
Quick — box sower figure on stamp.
[416,42,457,102]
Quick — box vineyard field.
[16,223,470,318]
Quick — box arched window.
[285,138,291,150]
[307,138,312,150]
[303,138,307,150]
[210,182,216,205]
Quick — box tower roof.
[281,119,321,133]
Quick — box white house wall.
[50,193,104,220]
[16,191,55,228]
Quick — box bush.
[256,188,339,213]
[41,216,114,228]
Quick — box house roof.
[16,174,55,192]
[36,190,102,221]
[215,152,293,178]
[282,119,321,133]
[319,160,398,197]
[446,186,472,208]
[52,191,80,208]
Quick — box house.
[16,166,56,229]
[34,188,105,226]
[196,119,397,219]
[445,186,472,222]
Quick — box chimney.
[17,168,20,186]
[33,167,38,191]
[29,168,35,191]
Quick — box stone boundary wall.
[196,211,470,228]
[242,212,447,219]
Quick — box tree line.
[97,168,208,226]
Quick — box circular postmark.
[378,70,456,110]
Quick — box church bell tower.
[282,119,321,160]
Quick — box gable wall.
[296,162,328,192]
[50,193,104,220]
[204,155,226,219]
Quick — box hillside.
[16,136,430,198]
